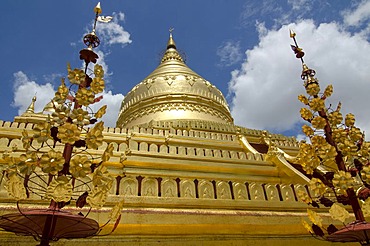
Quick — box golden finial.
[94,2,102,14]
[83,2,112,50]
[169,27,174,37]
[289,29,305,63]
[25,96,37,114]
[289,31,317,84]
[167,27,176,49]
[81,2,112,64]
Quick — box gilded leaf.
[46,176,72,203]
[307,209,323,228]
[5,175,27,200]
[329,203,350,223]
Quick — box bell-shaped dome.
[116,34,233,128]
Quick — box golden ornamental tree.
[0,3,123,246]
[290,30,370,244]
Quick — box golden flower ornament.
[332,128,347,143]
[69,155,91,178]
[328,111,343,126]
[70,108,90,126]
[68,67,86,85]
[349,126,362,142]
[302,157,320,174]
[46,176,73,202]
[300,108,313,120]
[309,178,326,197]
[54,79,69,103]
[75,88,94,106]
[361,166,370,181]
[311,135,326,148]
[298,95,309,105]
[311,116,326,129]
[329,203,350,223]
[57,122,81,144]
[90,77,105,94]
[337,140,358,157]
[316,143,336,160]
[17,151,38,175]
[359,145,370,161]
[40,150,65,175]
[345,113,355,127]
[297,189,312,204]
[323,84,333,98]
[297,142,320,174]
[0,7,121,239]
[52,106,70,125]
[332,170,354,191]
[309,97,325,111]
[302,125,314,136]
[305,82,320,96]
[94,64,104,78]
[33,122,51,143]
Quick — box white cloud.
[217,41,243,66]
[296,133,310,143]
[240,0,285,27]
[342,0,370,38]
[12,71,124,128]
[95,12,132,46]
[42,73,63,84]
[255,21,268,38]
[90,90,124,127]
[287,0,312,12]
[342,0,370,27]
[229,20,370,139]
[116,12,126,22]
[12,71,55,115]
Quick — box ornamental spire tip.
[167,27,176,49]
[289,30,305,63]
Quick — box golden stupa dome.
[116,34,233,128]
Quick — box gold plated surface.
[0,115,340,245]
[0,33,338,245]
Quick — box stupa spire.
[116,31,233,128]
[25,96,36,114]
[167,27,176,49]
[161,28,184,63]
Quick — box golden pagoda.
[0,33,348,245]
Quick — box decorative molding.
[161,50,184,63]
[118,101,233,127]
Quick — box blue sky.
[1,1,370,139]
